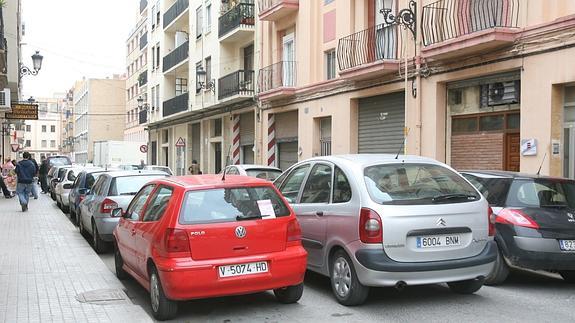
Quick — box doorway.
[282,33,295,87]
[505,133,520,172]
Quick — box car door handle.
[316,211,324,217]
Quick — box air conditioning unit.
[480,81,520,107]
[0,88,11,110]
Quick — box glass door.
[282,33,295,87]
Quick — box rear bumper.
[155,246,307,301]
[353,241,496,287]
[499,236,575,271]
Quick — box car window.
[90,177,106,195]
[301,164,332,204]
[142,186,174,222]
[333,166,352,203]
[109,175,166,196]
[226,167,240,175]
[462,174,512,206]
[67,170,77,182]
[274,170,289,188]
[58,168,67,181]
[279,164,310,203]
[246,169,282,181]
[72,173,83,188]
[48,157,72,167]
[126,184,156,221]
[506,179,575,208]
[179,186,290,224]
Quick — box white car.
[55,166,100,213]
[143,165,173,175]
[224,164,282,181]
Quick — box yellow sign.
[5,103,39,120]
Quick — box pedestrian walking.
[39,156,49,193]
[188,160,202,175]
[15,152,37,212]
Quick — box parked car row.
[48,156,575,321]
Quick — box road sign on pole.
[140,145,148,153]
[175,137,186,147]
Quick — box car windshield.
[364,163,480,205]
[179,186,290,224]
[246,169,282,181]
[49,157,72,166]
[109,175,166,196]
[147,166,172,175]
[506,179,575,209]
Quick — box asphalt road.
[98,253,575,323]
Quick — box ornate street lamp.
[196,65,215,94]
[380,0,417,38]
[20,51,44,77]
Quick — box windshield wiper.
[540,204,569,209]
[236,214,263,221]
[432,194,477,203]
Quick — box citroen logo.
[568,213,575,223]
[436,218,447,227]
[235,226,247,238]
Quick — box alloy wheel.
[150,273,160,313]
[332,256,352,297]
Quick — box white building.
[22,97,63,161]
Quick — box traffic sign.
[140,145,148,153]
[175,137,186,147]
[10,143,20,152]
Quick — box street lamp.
[20,51,44,77]
[196,65,215,94]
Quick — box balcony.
[258,0,299,21]
[163,92,189,117]
[422,0,520,60]
[139,109,148,124]
[163,40,189,73]
[337,24,399,81]
[163,0,189,31]
[258,61,296,101]
[138,71,148,87]
[139,32,148,50]
[219,3,255,42]
[218,70,255,101]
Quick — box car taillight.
[287,218,302,244]
[359,208,383,244]
[496,208,539,229]
[488,206,496,236]
[79,195,85,203]
[163,228,191,256]
[100,198,118,214]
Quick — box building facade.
[60,88,75,156]
[73,77,126,163]
[22,96,63,160]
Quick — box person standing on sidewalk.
[15,152,37,212]
[0,156,14,199]
[39,156,49,193]
[30,157,39,200]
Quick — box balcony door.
[374,0,396,60]
[282,33,295,87]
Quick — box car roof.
[155,174,272,189]
[232,164,281,171]
[300,154,443,168]
[460,170,573,181]
[100,170,169,178]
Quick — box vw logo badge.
[235,226,247,238]
[436,218,447,227]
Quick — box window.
[325,49,336,80]
[26,125,31,132]
[452,118,477,133]
[142,186,174,222]
[42,125,47,132]
[205,2,212,32]
[506,179,575,209]
[195,61,202,93]
[151,46,156,70]
[151,86,156,109]
[156,45,160,69]
[41,140,47,148]
[50,140,56,148]
[156,0,161,26]
[205,56,212,84]
[25,140,31,147]
[126,184,156,221]
[176,78,188,95]
[196,6,203,38]
[109,175,166,196]
[280,164,310,203]
[155,85,160,109]
[225,167,240,175]
[333,166,352,203]
[51,125,56,133]
[213,118,222,137]
[320,117,332,156]
[301,164,332,204]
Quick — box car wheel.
[56,200,62,209]
[274,283,304,304]
[447,277,485,294]
[114,242,128,280]
[149,266,178,320]
[485,247,510,286]
[330,250,369,306]
[92,221,106,254]
[559,271,575,283]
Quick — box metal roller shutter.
[358,92,405,154]
[239,112,255,145]
[278,141,298,171]
[191,123,201,162]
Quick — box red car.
[112,175,307,320]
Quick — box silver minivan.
[274,154,497,305]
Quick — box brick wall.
[451,132,504,170]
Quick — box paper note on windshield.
[257,199,276,218]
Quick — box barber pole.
[232,115,241,165]
[267,114,276,167]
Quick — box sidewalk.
[0,193,152,323]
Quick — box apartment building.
[257,0,575,177]
[22,96,63,160]
[60,88,75,156]
[73,77,126,163]
[125,0,150,142]
[147,0,257,175]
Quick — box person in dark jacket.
[39,156,49,193]
[15,152,37,212]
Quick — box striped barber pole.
[267,114,276,167]
[232,115,241,165]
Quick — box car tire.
[51,192,56,201]
[114,242,128,280]
[485,247,510,286]
[274,283,304,304]
[92,221,106,254]
[447,277,485,294]
[559,271,575,283]
[56,200,62,209]
[330,250,369,306]
[149,266,178,321]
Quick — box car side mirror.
[63,183,73,189]
[85,189,92,195]
[111,208,124,218]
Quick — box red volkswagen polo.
[112,175,307,320]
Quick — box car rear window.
[49,157,72,166]
[462,174,512,206]
[364,163,480,205]
[109,175,166,196]
[506,179,575,209]
[179,186,291,224]
[246,169,282,181]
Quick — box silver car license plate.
[218,261,268,278]
[559,240,575,251]
[416,235,461,249]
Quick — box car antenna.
[395,128,409,160]
[222,144,233,181]
[536,152,547,176]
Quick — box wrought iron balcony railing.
[218,70,255,100]
[138,71,148,87]
[337,24,397,71]
[422,0,519,46]
[140,32,148,49]
[258,61,296,93]
[162,40,189,72]
[163,92,189,117]
[218,3,255,38]
[139,109,148,124]
[163,0,189,29]
[258,0,296,13]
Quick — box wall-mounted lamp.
[411,78,417,98]
[20,51,44,77]
[196,65,215,94]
